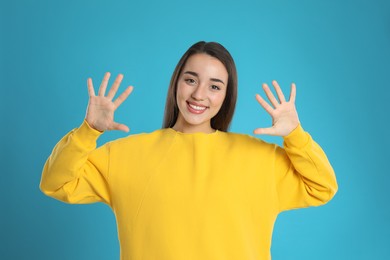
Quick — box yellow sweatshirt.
[40,121,337,260]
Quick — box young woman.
[40,41,338,260]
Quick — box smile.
[186,101,208,114]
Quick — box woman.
[40,41,338,260]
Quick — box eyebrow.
[183,71,225,85]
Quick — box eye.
[185,78,196,85]
[211,85,221,91]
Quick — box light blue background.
[1,0,389,259]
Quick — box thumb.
[253,127,277,136]
[111,122,130,133]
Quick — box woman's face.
[173,53,228,133]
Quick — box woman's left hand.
[254,80,300,136]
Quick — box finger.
[255,94,274,115]
[262,83,279,108]
[272,80,286,103]
[87,78,96,97]
[253,127,277,136]
[114,86,134,109]
[107,74,124,100]
[98,72,111,96]
[289,83,296,103]
[111,122,130,132]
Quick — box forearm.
[277,125,338,210]
[40,121,104,202]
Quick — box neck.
[172,120,215,134]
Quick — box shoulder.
[109,128,173,147]
[219,131,278,151]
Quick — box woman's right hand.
[85,72,133,132]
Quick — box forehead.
[182,53,228,80]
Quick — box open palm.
[85,72,133,132]
[254,80,300,136]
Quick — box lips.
[186,101,208,114]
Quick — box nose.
[191,84,207,101]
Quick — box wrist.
[84,119,104,133]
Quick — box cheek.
[175,85,183,105]
[211,92,227,109]
[176,82,188,101]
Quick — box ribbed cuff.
[283,124,310,149]
[72,120,104,149]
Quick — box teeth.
[189,103,207,111]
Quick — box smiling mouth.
[186,101,208,114]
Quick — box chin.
[184,117,210,127]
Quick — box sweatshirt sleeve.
[40,121,112,206]
[275,124,338,212]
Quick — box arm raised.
[85,72,133,132]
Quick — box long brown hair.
[162,41,238,132]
